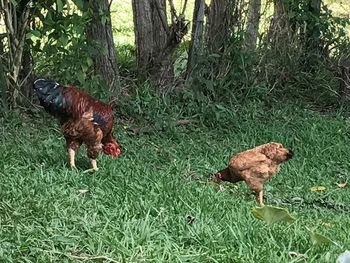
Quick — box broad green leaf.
[251,205,295,225]
[77,71,86,84]
[86,57,93,67]
[73,0,85,10]
[307,228,335,246]
[59,35,68,46]
[31,30,41,37]
[101,15,108,25]
[26,30,41,42]
[81,63,89,72]
[56,0,63,12]
[215,104,229,111]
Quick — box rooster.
[33,78,121,171]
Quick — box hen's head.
[261,142,294,163]
[103,142,121,158]
[211,168,231,182]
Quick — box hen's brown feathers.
[214,142,293,206]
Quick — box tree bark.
[86,0,120,94]
[186,0,205,77]
[20,39,34,100]
[340,60,350,104]
[0,35,8,112]
[304,0,322,53]
[132,0,188,92]
[267,0,293,49]
[132,0,171,87]
[152,0,168,59]
[0,0,32,107]
[0,62,7,113]
[206,0,235,53]
[245,0,261,50]
[132,0,154,76]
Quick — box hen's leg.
[242,174,264,206]
[66,140,81,169]
[256,190,264,207]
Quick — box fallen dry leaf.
[310,186,326,192]
[78,189,89,194]
[176,119,192,126]
[288,251,308,259]
[336,182,347,188]
[185,215,195,224]
[186,172,200,181]
[321,222,332,228]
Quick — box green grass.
[1,102,350,262]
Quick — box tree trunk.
[267,0,293,49]
[206,0,235,53]
[0,61,7,113]
[151,0,168,59]
[340,60,350,103]
[86,0,120,94]
[304,0,322,53]
[0,0,32,107]
[245,0,261,50]
[132,0,188,92]
[0,36,8,112]
[132,0,154,76]
[20,39,34,100]
[186,0,206,77]
[132,0,172,87]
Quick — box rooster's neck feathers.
[33,78,113,124]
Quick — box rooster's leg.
[84,128,103,173]
[82,159,98,173]
[90,159,98,171]
[68,148,77,169]
[85,142,102,172]
[66,139,80,169]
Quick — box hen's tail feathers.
[33,78,67,118]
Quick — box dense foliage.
[0,0,349,109]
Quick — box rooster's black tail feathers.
[33,78,67,118]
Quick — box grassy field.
[1,101,350,262]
